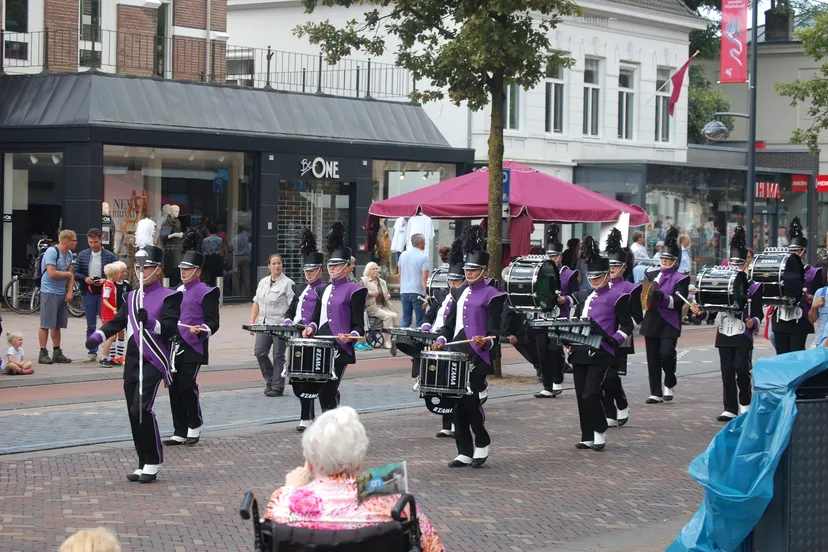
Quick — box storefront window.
[369,161,456,289]
[103,146,252,298]
[2,152,64,278]
[645,165,746,273]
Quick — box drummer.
[416,237,466,438]
[283,228,326,432]
[690,227,763,422]
[433,225,506,468]
[534,224,579,398]
[603,228,641,428]
[569,236,634,451]
[771,217,823,354]
[302,222,368,412]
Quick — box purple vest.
[458,280,505,364]
[611,278,638,295]
[178,280,217,355]
[128,281,179,384]
[654,268,687,330]
[299,279,326,325]
[321,278,363,357]
[557,264,576,319]
[584,285,627,355]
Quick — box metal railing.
[1,28,415,99]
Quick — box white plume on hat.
[135,218,156,249]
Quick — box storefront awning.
[0,72,452,150]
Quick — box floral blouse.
[264,474,445,552]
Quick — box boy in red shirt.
[99,263,121,367]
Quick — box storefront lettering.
[817,175,828,193]
[300,157,340,179]
[755,181,780,199]
[792,175,808,193]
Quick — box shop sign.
[300,157,340,179]
[755,181,780,199]
[2,214,11,223]
[818,175,828,193]
[792,175,809,193]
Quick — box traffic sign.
[502,168,511,218]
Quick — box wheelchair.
[365,316,385,349]
[239,491,423,551]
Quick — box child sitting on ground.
[99,262,122,367]
[2,331,33,375]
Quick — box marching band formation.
[89,212,823,480]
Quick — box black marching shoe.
[163,437,186,446]
[138,473,157,483]
[126,471,142,482]
[575,441,594,450]
[617,408,630,427]
[471,446,489,468]
[185,436,200,445]
[592,432,606,451]
[448,456,472,468]
[645,396,663,404]
[436,430,453,438]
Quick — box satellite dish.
[702,120,730,141]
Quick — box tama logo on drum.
[314,349,324,372]
[449,361,459,387]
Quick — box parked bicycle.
[3,239,84,317]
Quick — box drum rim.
[287,338,338,347]
[420,350,469,360]
[695,268,749,309]
[505,258,560,311]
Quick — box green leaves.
[688,65,735,143]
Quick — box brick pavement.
[0,370,724,552]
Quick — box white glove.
[168,232,184,239]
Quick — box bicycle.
[3,239,84,317]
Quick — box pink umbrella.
[369,160,649,225]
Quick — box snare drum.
[427,265,449,298]
[503,256,561,312]
[749,249,805,306]
[285,338,337,382]
[695,267,749,312]
[418,351,471,397]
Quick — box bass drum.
[427,264,449,298]
[749,249,805,306]
[695,267,749,312]
[503,255,561,312]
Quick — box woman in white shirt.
[249,254,295,397]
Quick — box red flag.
[668,51,699,116]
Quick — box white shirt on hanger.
[391,217,408,253]
[405,214,435,253]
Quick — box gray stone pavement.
[0,368,725,552]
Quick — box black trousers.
[124,365,164,468]
[602,361,628,420]
[573,363,609,441]
[775,333,808,355]
[644,337,678,397]
[319,360,347,412]
[291,382,318,421]
[454,391,490,458]
[536,333,565,389]
[718,346,752,414]
[168,362,203,438]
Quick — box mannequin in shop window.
[160,205,184,286]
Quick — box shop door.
[755,210,778,252]
[278,179,353,283]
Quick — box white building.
[228,0,706,184]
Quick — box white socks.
[299,420,312,428]
[115,339,125,357]
[594,432,606,446]
[187,426,201,439]
[738,403,750,415]
[168,436,186,443]
[142,464,160,476]
[552,383,563,391]
[454,455,472,464]
[663,387,674,399]
[473,445,490,459]
[606,419,619,428]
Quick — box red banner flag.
[721,0,748,83]
[668,52,698,116]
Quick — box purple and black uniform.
[534,264,579,392]
[772,265,822,353]
[284,278,327,421]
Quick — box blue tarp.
[668,348,828,552]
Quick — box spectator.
[777,227,789,248]
[679,234,691,274]
[201,223,224,286]
[2,331,34,375]
[438,245,451,265]
[99,262,122,367]
[38,229,77,365]
[348,256,358,283]
[232,225,250,296]
[60,528,121,552]
[264,407,446,551]
[216,223,229,258]
[809,284,828,348]
[652,241,664,261]
[630,231,648,260]
[74,228,117,363]
[250,254,295,397]
[397,234,430,328]
[561,238,580,271]
[362,262,397,347]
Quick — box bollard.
[12,279,19,311]
[216,276,224,306]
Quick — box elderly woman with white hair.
[264,407,445,551]
[361,262,397,346]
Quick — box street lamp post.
[702,3,760,248]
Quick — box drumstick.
[315,334,366,342]
[443,336,496,346]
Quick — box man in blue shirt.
[74,228,117,363]
[679,235,691,274]
[39,230,77,364]
[397,233,430,328]
[809,286,828,347]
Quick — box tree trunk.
[487,72,506,377]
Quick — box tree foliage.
[688,65,735,143]
[294,0,580,286]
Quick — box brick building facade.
[2,0,227,81]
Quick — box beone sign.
[300,157,340,179]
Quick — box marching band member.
[284,228,327,432]
[639,226,690,404]
[772,217,823,354]
[417,237,466,438]
[534,224,578,398]
[303,222,368,411]
[433,226,506,468]
[569,236,633,451]
[85,219,182,483]
[163,234,220,446]
[691,227,763,421]
[603,228,641,427]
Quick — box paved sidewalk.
[0,370,723,551]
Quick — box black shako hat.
[661,226,681,260]
[299,227,324,270]
[729,226,748,264]
[179,228,205,269]
[462,225,489,270]
[326,221,351,265]
[788,217,808,250]
[583,235,609,279]
[545,224,563,256]
[447,236,465,280]
[604,227,627,266]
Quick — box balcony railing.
[1,28,415,100]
